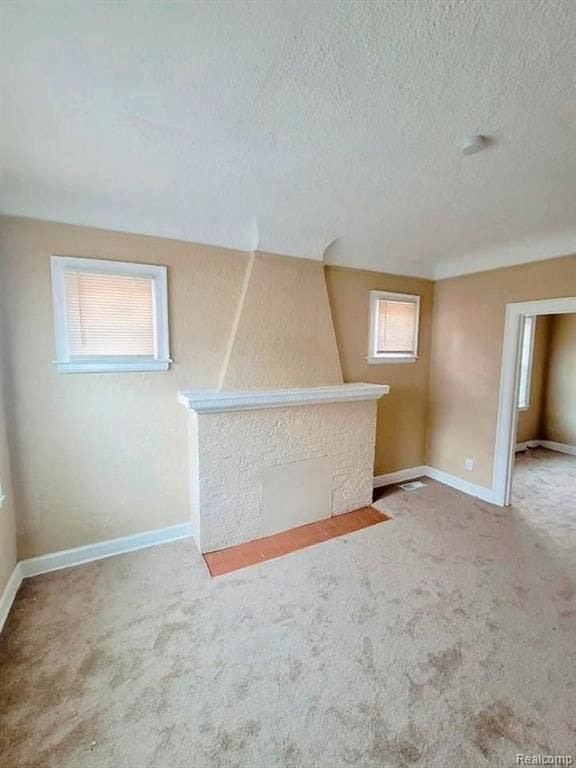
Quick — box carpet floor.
[1,449,575,767]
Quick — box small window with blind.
[368,290,420,363]
[50,256,170,373]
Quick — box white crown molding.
[323,254,435,280]
[6,215,575,282]
[178,383,390,413]
[433,233,576,280]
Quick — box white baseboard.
[0,562,23,635]
[424,467,496,503]
[515,439,576,457]
[538,440,576,457]
[374,465,496,503]
[373,466,428,488]
[20,522,193,579]
[515,440,540,452]
[375,441,576,503]
[1,523,192,634]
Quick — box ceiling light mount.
[461,135,489,156]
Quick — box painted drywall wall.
[0,314,18,598]
[325,266,434,475]
[0,216,348,558]
[427,255,576,488]
[0,216,249,558]
[543,313,576,446]
[221,252,342,389]
[516,315,550,443]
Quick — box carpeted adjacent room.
[2,479,574,768]
[512,448,576,549]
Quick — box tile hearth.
[203,506,390,576]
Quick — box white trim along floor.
[4,445,572,635]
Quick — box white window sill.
[55,359,171,373]
[367,355,418,365]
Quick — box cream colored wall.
[427,255,576,487]
[542,313,576,446]
[0,216,250,557]
[324,266,434,475]
[0,315,18,595]
[221,252,342,389]
[0,217,348,558]
[516,315,550,443]
[3,212,573,561]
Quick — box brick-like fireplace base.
[178,384,389,553]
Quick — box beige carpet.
[1,451,575,767]
[513,447,576,560]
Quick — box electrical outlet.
[464,457,475,472]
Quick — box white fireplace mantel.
[180,382,389,552]
[178,382,390,414]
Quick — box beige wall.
[543,313,576,446]
[516,315,550,443]
[428,255,576,487]
[2,212,573,562]
[0,217,349,558]
[0,315,18,596]
[221,251,342,389]
[0,216,250,558]
[325,266,434,475]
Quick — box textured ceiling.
[1,0,575,278]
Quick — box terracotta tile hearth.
[203,506,390,576]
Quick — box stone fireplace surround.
[178,383,389,553]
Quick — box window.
[368,290,420,363]
[51,256,170,373]
[517,315,535,409]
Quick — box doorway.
[493,297,576,506]
[512,311,576,511]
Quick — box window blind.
[376,299,417,354]
[64,270,156,357]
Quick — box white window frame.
[368,290,420,364]
[50,255,171,373]
[517,314,535,410]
